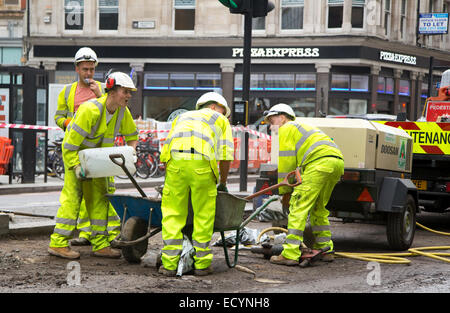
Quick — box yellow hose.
[416,222,450,236]
[258,222,450,264]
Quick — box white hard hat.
[196,92,231,117]
[106,72,137,91]
[264,103,296,122]
[74,47,98,66]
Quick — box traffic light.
[218,0,274,17]
[252,0,274,17]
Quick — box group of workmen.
[47,47,344,277]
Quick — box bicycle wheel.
[52,157,65,180]
[135,154,150,179]
[145,153,159,178]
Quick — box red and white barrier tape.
[0,123,62,131]
[0,123,272,141]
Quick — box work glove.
[217,183,228,192]
[73,164,87,181]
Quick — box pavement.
[0,172,259,236]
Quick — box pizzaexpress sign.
[232,47,320,58]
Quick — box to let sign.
[419,13,449,34]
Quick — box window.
[265,74,295,90]
[351,75,369,91]
[352,0,365,28]
[5,0,19,4]
[234,73,316,91]
[328,0,344,28]
[174,0,195,31]
[421,82,429,98]
[36,89,47,126]
[295,74,316,91]
[331,74,369,92]
[64,0,84,30]
[252,17,266,30]
[331,74,350,91]
[144,72,221,90]
[400,0,407,39]
[281,0,304,30]
[329,98,368,115]
[386,77,394,94]
[377,76,385,93]
[399,80,410,96]
[98,0,119,30]
[0,47,21,65]
[384,0,391,36]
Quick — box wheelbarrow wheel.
[121,216,149,263]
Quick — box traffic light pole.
[239,10,252,192]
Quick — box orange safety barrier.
[230,136,272,172]
[0,137,14,175]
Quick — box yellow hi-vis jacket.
[160,108,234,183]
[62,93,138,170]
[278,118,343,194]
[54,81,103,130]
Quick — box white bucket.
[78,146,136,178]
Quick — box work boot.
[321,252,335,262]
[158,265,176,277]
[269,254,298,266]
[48,246,80,259]
[92,246,121,259]
[194,266,213,276]
[70,237,91,246]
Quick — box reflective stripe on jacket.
[62,93,138,169]
[278,118,343,194]
[54,81,103,130]
[160,108,234,182]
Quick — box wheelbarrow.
[107,153,302,268]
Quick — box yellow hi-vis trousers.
[49,167,116,251]
[161,158,217,271]
[282,157,344,261]
[77,176,121,243]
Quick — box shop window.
[328,0,344,28]
[0,72,10,84]
[352,0,365,28]
[281,0,304,30]
[265,74,295,90]
[12,87,23,123]
[377,76,385,93]
[174,0,195,31]
[98,0,119,31]
[295,73,316,91]
[36,89,46,126]
[196,73,221,89]
[421,82,428,98]
[329,98,367,115]
[145,73,169,90]
[399,79,410,96]
[351,75,369,92]
[5,0,19,4]
[144,72,221,90]
[143,96,197,121]
[385,77,394,94]
[170,73,195,89]
[234,73,264,90]
[331,74,350,91]
[64,0,84,30]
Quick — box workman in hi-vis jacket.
[48,72,138,259]
[158,92,234,276]
[264,103,344,266]
[53,47,121,248]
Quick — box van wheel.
[386,195,416,250]
[121,216,149,263]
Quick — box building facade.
[25,0,450,123]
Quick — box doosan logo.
[381,144,399,155]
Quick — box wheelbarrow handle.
[109,153,148,198]
[244,168,302,201]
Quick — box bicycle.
[47,138,64,180]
